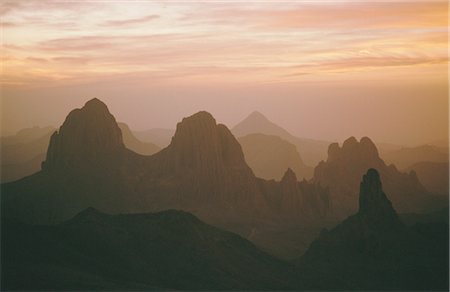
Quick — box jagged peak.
[84,98,108,110]
[281,167,297,184]
[327,136,380,162]
[342,136,358,149]
[358,168,402,228]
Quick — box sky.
[0,0,448,146]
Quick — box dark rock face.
[299,169,448,291]
[313,136,428,216]
[42,98,125,172]
[358,169,403,229]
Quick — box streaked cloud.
[1,1,447,89]
[101,15,159,27]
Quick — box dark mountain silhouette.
[238,133,313,180]
[2,208,303,291]
[406,161,449,196]
[2,98,329,232]
[118,122,160,155]
[1,126,54,183]
[381,144,449,169]
[313,136,434,216]
[0,120,159,183]
[42,98,126,172]
[134,127,175,148]
[232,111,331,166]
[299,169,449,291]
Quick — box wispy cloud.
[101,15,159,27]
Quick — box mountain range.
[2,99,330,233]
[3,167,446,291]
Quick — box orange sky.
[0,1,448,145]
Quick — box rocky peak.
[247,111,270,123]
[42,98,124,172]
[281,168,297,185]
[326,136,381,163]
[327,143,341,162]
[358,168,403,229]
[165,111,250,175]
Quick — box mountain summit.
[358,168,403,229]
[313,136,428,216]
[232,111,330,166]
[42,98,125,172]
[232,111,292,139]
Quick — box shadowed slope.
[299,169,449,291]
[2,208,302,291]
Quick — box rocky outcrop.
[313,136,428,216]
[298,169,448,290]
[358,168,403,229]
[42,98,125,172]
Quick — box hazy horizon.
[1,1,448,146]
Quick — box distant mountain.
[118,123,160,155]
[2,208,301,291]
[381,144,449,169]
[134,128,175,148]
[406,161,449,196]
[313,137,435,217]
[232,111,331,166]
[1,126,55,146]
[2,98,330,232]
[238,133,313,180]
[1,126,54,183]
[299,169,449,291]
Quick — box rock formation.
[298,169,448,290]
[313,136,429,216]
[42,98,125,172]
[2,98,329,230]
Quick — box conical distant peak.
[248,111,270,122]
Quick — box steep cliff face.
[142,111,270,221]
[313,136,428,216]
[358,169,403,229]
[42,98,125,173]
